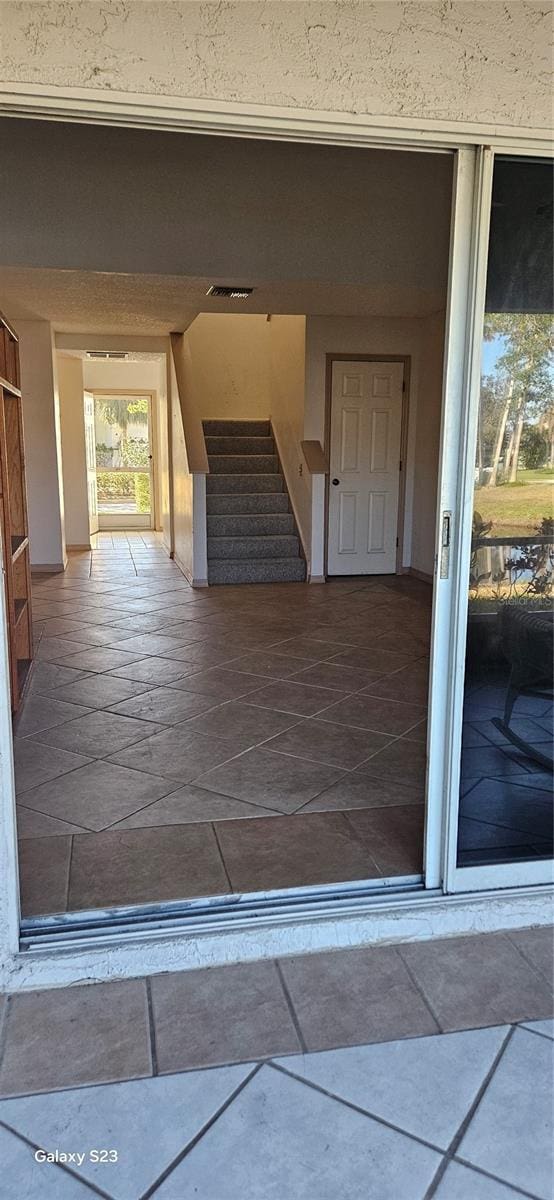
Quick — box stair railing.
[170,333,210,586]
[301,440,329,583]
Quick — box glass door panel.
[456,156,553,881]
[93,394,153,529]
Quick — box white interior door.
[328,360,404,575]
[83,390,99,537]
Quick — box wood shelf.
[0,310,33,713]
[11,534,28,561]
[0,376,22,399]
[14,597,28,624]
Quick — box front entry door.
[83,390,99,537]
[328,360,404,575]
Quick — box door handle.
[332,478,340,486]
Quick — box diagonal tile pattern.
[20,531,548,918]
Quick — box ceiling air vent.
[206,285,254,299]
[86,351,129,360]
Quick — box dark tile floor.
[459,665,553,866]
[17,533,431,916]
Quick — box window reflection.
[457,158,553,868]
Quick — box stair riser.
[208,455,279,474]
[205,436,274,455]
[203,420,271,437]
[207,514,295,538]
[206,493,290,515]
[208,535,301,561]
[206,474,284,494]
[208,558,307,585]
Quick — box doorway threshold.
[20,874,424,948]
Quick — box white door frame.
[427,146,554,895]
[0,89,552,991]
[324,354,410,576]
[91,389,158,531]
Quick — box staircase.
[204,420,307,585]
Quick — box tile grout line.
[273,961,309,1054]
[515,1020,554,1043]
[0,1116,113,1199]
[394,946,444,1033]
[504,930,554,991]
[210,822,234,892]
[138,1062,264,1200]
[423,1024,517,1200]
[267,1058,448,1156]
[0,994,12,1076]
[452,1155,545,1200]
[145,978,159,1077]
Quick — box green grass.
[475,467,554,529]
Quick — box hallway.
[17,535,430,917]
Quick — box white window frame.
[0,87,552,992]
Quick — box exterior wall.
[17,320,66,569]
[268,316,311,562]
[304,313,445,577]
[57,353,89,549]
[184,315,270,420]
[1,2,550,131]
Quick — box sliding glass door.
[432,152,553,892]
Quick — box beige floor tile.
[111,785,279,828]
[68,822,230,908]
[245,678,348,716]
[317,694,427,736]
[34,710,165,757]
[19,760,181,831]
[195,746,345,812]
[399,933,554,1030]
[279,946,439,1051]
[151,961,301,1070]
[264,718,392,769]
[13,738,92,795]
[183,700,300,749]
[300,773,424,813]
[0,981,152,1095]
[18,835,72,916]
[345,804,425,875]
[216,811,377,891]
[109,725,239,783]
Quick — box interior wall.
[304,314,445,577]
[169,351,194,580]
[267,316,310,561]
[17,320,66,569]
[183,314,270,419]
[0,122,452,322]
[57,354,89,549]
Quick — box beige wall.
[17,320,66,569]
[184,315,271,420]
[57,354,89,549]
[170,353,194,580]
[1,2,550,131]
[304,314,445,577]
[268,316,310,559]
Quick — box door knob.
[332,478,340,486]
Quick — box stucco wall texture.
[0,1,551,131]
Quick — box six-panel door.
[328,360,404,575]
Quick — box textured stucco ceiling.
[0,267,445,336]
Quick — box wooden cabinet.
[0,312,33,711]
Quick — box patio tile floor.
[0,928,551,1199]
